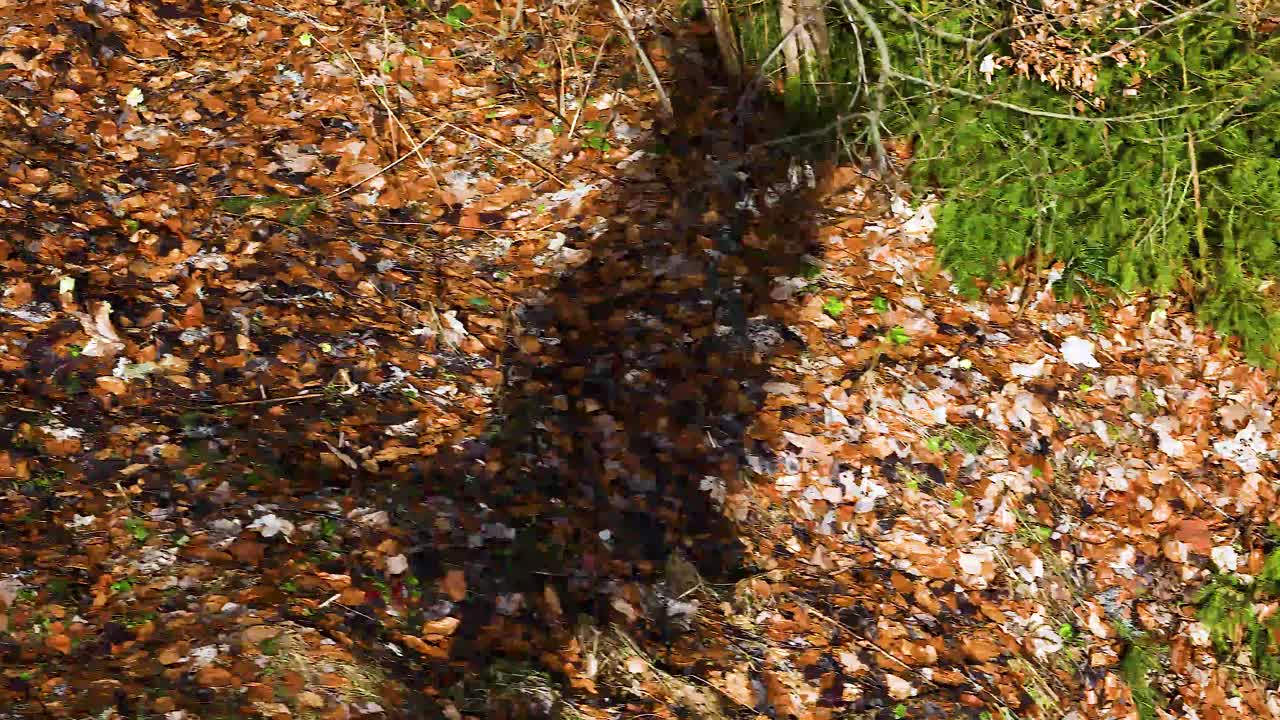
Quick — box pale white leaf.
[1060,336,1100,368]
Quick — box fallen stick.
[609,0,673,118]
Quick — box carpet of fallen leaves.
[2,1,1280,719]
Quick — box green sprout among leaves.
[317,517,338,540]
[886,325,910,345]
[581,119,612,152]
[122,517,149,543]
[822,297,845,318]
[872,295,890,313]
[444,4,472,29]
[1197,548,1280,680]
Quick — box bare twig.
[340,48,441,189]
[1187,130,1208,269]
[837,0,889,170]
[570,31,615,138]
[881,0,977,47]
[325,126,446,200]
[551,37,568,118]
[414,115,567,187]
[206,392,324,408]
[609,0,673,118]
[792,599,917,674]
[1085,0,1222,62]
[893,71,1206,122]
[508,0,525,34]
[840,0,1197,140]
[212,0,339,31]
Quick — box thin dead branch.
[326,126,446,200]
[609,0,673,118]
[570,31,616,138]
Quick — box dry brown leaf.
[46,633,72,655]
[421,616,460,636]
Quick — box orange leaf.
[421,617,460,637]
[46,633,72,655]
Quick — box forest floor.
[2,1,1279,719]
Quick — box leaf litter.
[1,0,1279,719]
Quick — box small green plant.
[871,295,890,313]
[443,3,472,29]
[822,297,845,317]
[950,489,966,507]
[886,325,910,345]
[943,424,994,455]
[893,703,907,719]
[219,194,319,226]
[581,120,611,152]
[317,517,338,540]
[1117,626,1165,720]
[1197,548,1280,679]
[30,470,63,491]
[122,517,149,543]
